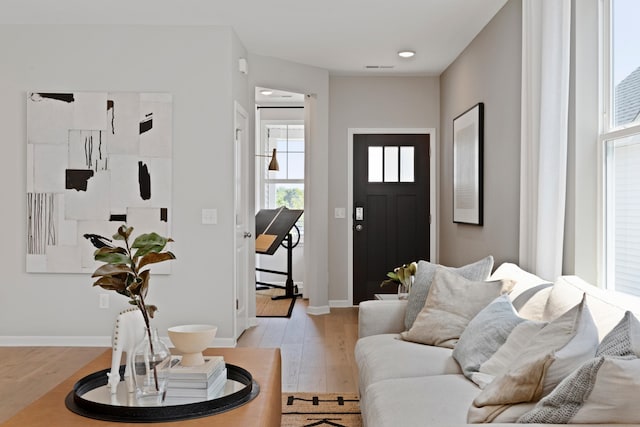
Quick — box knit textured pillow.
[517,311,640,424]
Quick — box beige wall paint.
[0,24,246,345]
[439,0,522,268]
[328,76,440,303]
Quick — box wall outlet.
[99,293,109,309]
[202,208,218,225]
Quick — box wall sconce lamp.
[256,148,279,171]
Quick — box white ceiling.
[1,0,508,76]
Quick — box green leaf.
[132,232,170,249]
[133,244,164,258]
[92,264,133,278]
[138,252,176,270]
[94,247,131,265]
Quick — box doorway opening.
[254,87,306,313]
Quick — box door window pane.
[400,146,415,182]
[368,146,383,182]
[384,146,399,182]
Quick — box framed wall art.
[453,102,483,225]
[26,91,173,273]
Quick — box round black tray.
[65,364,259,423]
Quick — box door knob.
[355,224,363,232]
[244,232,252,238]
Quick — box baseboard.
[329,300,354,308]
[0,336,112,347]
[0,335,237,348]
[306,305,330,315]
[248,317,259,327]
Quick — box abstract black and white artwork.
[26,92,173,273]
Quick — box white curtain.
[519,0,571,281]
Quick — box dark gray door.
[353,134,430,304]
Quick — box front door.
[353,134,430,304]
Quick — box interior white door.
[234,102,250,340]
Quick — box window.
[367,145,415,183]
[602,0,640,296]
[259,121,304,240]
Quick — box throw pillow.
[404,255,494,330]
[468,295,599,423]
[596,310,640,357]
[517,311,640,424]
[453,295,527,381]
[400,267,514,349]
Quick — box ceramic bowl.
[167,324,217,367]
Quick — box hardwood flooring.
[237,297,360,393]
[0,297,359,424]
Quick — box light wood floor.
[0,297,359,424]
[237,297,360,393]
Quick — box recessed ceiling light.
[398,50,416,58]
[260,90,273,96]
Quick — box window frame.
[600,0,640,293]
[258,119,305,243]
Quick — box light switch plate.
[334,207,346,219]
[202,208,218,225]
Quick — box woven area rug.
[256,288,297,318]
[281,393,362,427]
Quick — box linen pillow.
[404,256,494,330]
[517,311,640,424]
[453,295,528,381]
[468,295,599,423]
[400,268,513,349]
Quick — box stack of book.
[165,355,227,404]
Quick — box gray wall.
[328,76,440,302]
[438,0,522,268]
[0,24,247,345]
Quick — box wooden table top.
[1,348,282,427]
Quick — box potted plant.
[380,262,417,298]
[86,225,176,394]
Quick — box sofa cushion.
[355,333,460,393]
[404,256,494,330]
[517,311,640,424]
[362,375,480,427]
[401,268,513,348]
[453,295,527,382]
[469,296,599,423]
[488,262,552,320]
[543,275,640,339]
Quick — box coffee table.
[1,348,281,426]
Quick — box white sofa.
[355,263,640,427]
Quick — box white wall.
[0,24,247,345]
[439,0,522,268]
[248,54,330,314]
[328,76,440,304]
